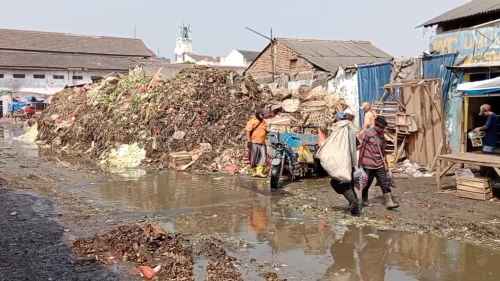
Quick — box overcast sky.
[1,0,468,59]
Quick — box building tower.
[174,24,192,63]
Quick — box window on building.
[53,75,65,80]
[33,74,45,79]
[13,74,26,79]
[91,75,103,82]
[0,74,4,79]
[72,75,83,80]
[290,59,298,72]
[469,73,488,82]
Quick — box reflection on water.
[96,171,266,211]
[0,125,40,158]
[326,227,500,281]
[90,171,500,281]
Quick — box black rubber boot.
[343,189,361,216]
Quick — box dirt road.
[1,122,500,280]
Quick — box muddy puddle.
[2,124,500,280]
[79,172,500,281]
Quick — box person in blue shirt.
[474,104,497,154]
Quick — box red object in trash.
[223,164,239,174]
[318,129,327,146]
[23,106,35,115]
[137,265,161,280]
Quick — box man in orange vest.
[246,109,268,177]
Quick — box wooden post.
[462,96,469,153]
[436,158,441,191]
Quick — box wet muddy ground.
[1,122,500,281]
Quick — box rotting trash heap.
[37,66,270,172]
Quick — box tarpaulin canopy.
[457,76,500,95]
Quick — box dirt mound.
[37,66,270,171]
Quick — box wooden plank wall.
[398,79,445,166]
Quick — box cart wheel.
[270,165,281,190]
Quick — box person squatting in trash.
[246,109,268,178]
[358,116,399,210]
[328,112,361,216]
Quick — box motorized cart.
[268,127,321,189]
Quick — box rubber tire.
[270,165,281,190]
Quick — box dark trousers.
[330,178,353,195]
[362,168,391,201]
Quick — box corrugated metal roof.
[421,0,500,27]
[0,50,146,71]
[279,38,392,73]
[0,28,154,57]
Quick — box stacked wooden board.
[372,101,417,165]
[456,177,493,201]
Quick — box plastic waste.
[15,124,38,143]
[101,143,146,169]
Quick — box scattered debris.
[195,238,243,281]
[14,123,38,144]
[392,160,433,177]
[137,265,161,280]
[100,143,146,169]
[72,223,247,280]
[73,224,194,280]
[366,233,380,239]
[455,168,475,178]
[263,272,287,281]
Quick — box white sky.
[0,0,469,59]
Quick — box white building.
[220,49,259,67]
[173,25,257,67]
[0,28,154,116]
[174,24,193,64]
[183,53,220,66]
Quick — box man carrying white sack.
[319,112,362,216]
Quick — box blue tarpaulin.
[357,62,392,125]
[9,101,26,113]
[422,53,457,107]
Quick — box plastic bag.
[455,168,474,178]
[353,167,368,191]
[298,145,314,164]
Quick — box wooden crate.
[168,152,192,169]
[456,177,493,201]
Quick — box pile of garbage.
[37,66,271,172]
[73,224,193,280]
[73,224,246,280]
[267,85,342,130]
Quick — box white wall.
[0,68,108,116]
[0,69,104,95]
[220,50,247,67]
[328,67,360,127]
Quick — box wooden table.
[436,152,500,190]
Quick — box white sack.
[317,120,357,182]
